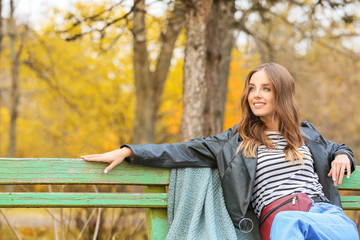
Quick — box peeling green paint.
[0,158,171,238]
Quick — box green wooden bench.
[0,158,171,239]
[338,166,360,210]
[0,158,359,239]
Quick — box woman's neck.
[265,126,279,131]
[261,116,280,131]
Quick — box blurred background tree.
[0,0,359,239]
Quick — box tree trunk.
[132,0,186,144]
[204,0,235,136]
[181,0,234,141]
[0,0,3,55]
[181,0,213,141]
[151,0,187,130]
[132,0,153,144]
[0,0,3,155]
[7,0,21,157]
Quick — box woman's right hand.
[81,147,134,174]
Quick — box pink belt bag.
[259,193,313,240]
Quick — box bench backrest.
[0,158,359,238]
[0,158,171,240]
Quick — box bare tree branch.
[66,209,72,240]
[0,208,22,240]
[75,209,97,240]
[23,56,83,115]
[235,1,360,62]
[92,185,101,240]
[19,184,63,224]
[92,208,102,240]
[49,186,59,240]
[268,9,360,60]
[59,1,139,41]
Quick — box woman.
[82,63,358,239]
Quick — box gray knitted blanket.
[166,168,261,240]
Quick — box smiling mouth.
[254,103,265,107]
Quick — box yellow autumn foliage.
[0,1,189,157]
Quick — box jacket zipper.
[259,196,298,227]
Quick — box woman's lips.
[253,102,265,108]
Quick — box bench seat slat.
[340,196,360,210]
[0,158,170,185]
[0,192,168,208]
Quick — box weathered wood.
[337,166,360,190]
[0,192,168,208]
[340,196,360,210]
[0,158,171,239]
[0,158,170,185]
[0,157,358,239]
[144,186,169,240]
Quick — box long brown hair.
[237,63,304,163]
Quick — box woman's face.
[247,70,278,126]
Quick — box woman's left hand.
[327,154,351,186]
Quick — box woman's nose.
[254,89,261,98]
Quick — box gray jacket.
[124,121,355,228]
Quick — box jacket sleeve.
[324,139,355,172]
[121,126,236,168]
[302,121,356,172]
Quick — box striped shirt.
[251,131,325,218]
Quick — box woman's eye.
[264,87,271,91]
[249,87,255,91]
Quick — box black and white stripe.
[251,132,325,218]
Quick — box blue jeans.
[270,202,359,240]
